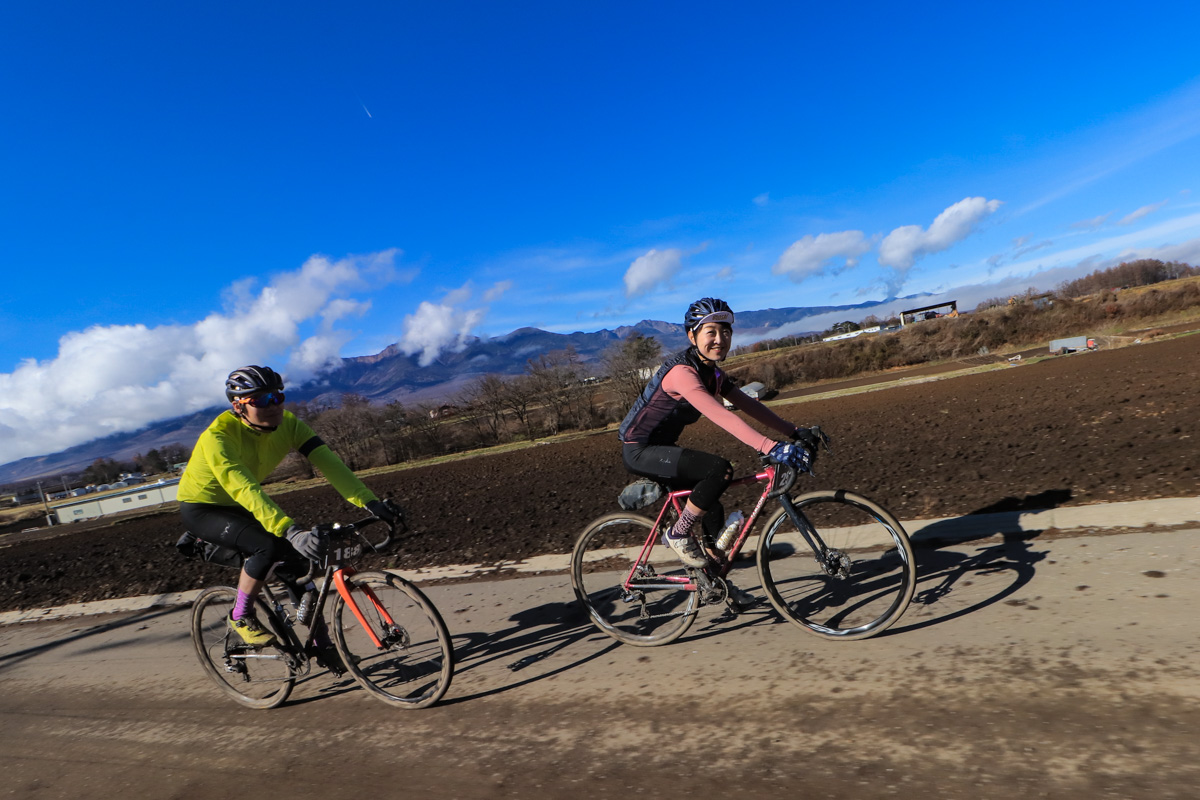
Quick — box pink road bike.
[571,436,916,646]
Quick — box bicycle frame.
[625,463,833,594]
[258,519,399,653]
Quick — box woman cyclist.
[619,298,818,572]
[178,365,401,663]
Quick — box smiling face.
[687,321,733,364]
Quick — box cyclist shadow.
[439,599,621,705]
[889,490,1067,634]
[0,606,188,674]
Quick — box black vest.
[618,347,729,445]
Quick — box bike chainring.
[692,569,728,606]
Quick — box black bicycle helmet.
[684,297,735,333]
[225,365,285,403]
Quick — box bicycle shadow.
[0,605,188,674]
[438,599,621,705]
[889,490,1068,634]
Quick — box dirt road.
[4,525,1200,799]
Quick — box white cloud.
[0,250,408,465]
[1118,199,1170,225]
[624,248,684,297]
[1071,213,1112,231]
[772,231,871,282]
[397,280,510,366]
[878,197,1003,269]
[483,280,514,302]
[1110,235,1200,265]
[753,192,770,207]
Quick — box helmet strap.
[232,402,279,433]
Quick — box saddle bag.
[617,478,664,511]
[175,531,245,570]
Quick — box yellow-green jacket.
[178,410,377,535]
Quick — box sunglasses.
[238,391,286,408]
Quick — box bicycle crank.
[692,570,728,606]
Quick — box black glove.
[791,426,821,453]
[286,524,326,561]
[366,498,404,525]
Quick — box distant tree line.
[40,258,1200,486]
[724,260,1200,389]
[1,443,192,500]
[1056,259,1199,298]
[269,337,666,480]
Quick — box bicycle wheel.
[756,490,915,640]
[571,513,700,647]
[190,586,295,709]
[332,570,454,709]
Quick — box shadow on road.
[0,605,187,674]
[892,490,1066,633]
[440,598,621,704]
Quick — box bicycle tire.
[190,586,296,709]
[332,570,454,709]
[571,513,700,647]
[756,490,915,640]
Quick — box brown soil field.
[2,332,1197,612]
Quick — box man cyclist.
[178,365,401,661]
[619,298,818,572]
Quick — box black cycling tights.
[179,502,308,582]
[622,444,733,512]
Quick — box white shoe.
[664,533,708,568]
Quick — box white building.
[53,479,180,524]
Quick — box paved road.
[4,526,1200,799]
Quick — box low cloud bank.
[0,250,405,466]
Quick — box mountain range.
[0,298,908,485]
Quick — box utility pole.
[37,480,53,527]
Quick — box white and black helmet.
[684,297,734,333]
[225,365,284,403]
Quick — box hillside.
[0,301,889,483]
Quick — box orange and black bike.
[187,515,453,709]
[571,430,916,646]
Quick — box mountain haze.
[0,301,912,483]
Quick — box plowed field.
[2,332,1197,612]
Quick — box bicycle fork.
[779,495,851,579]
[332,570,407,650]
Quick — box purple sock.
[669,507,702,539]
[232,589,254,620]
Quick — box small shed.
[741,381,767,399]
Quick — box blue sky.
[2,1,1200,464]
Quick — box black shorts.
[179,502,308,582]
[621,443,731,512]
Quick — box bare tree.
[526,347,589,435]
[411,402,450,455]
[501,374,538,441]
[460,374,510,445]
[602,334,662,410]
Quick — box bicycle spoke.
[571,514,699,646]
[758,491,915,640]
[190,588,295,709]
[333,571,453,709]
